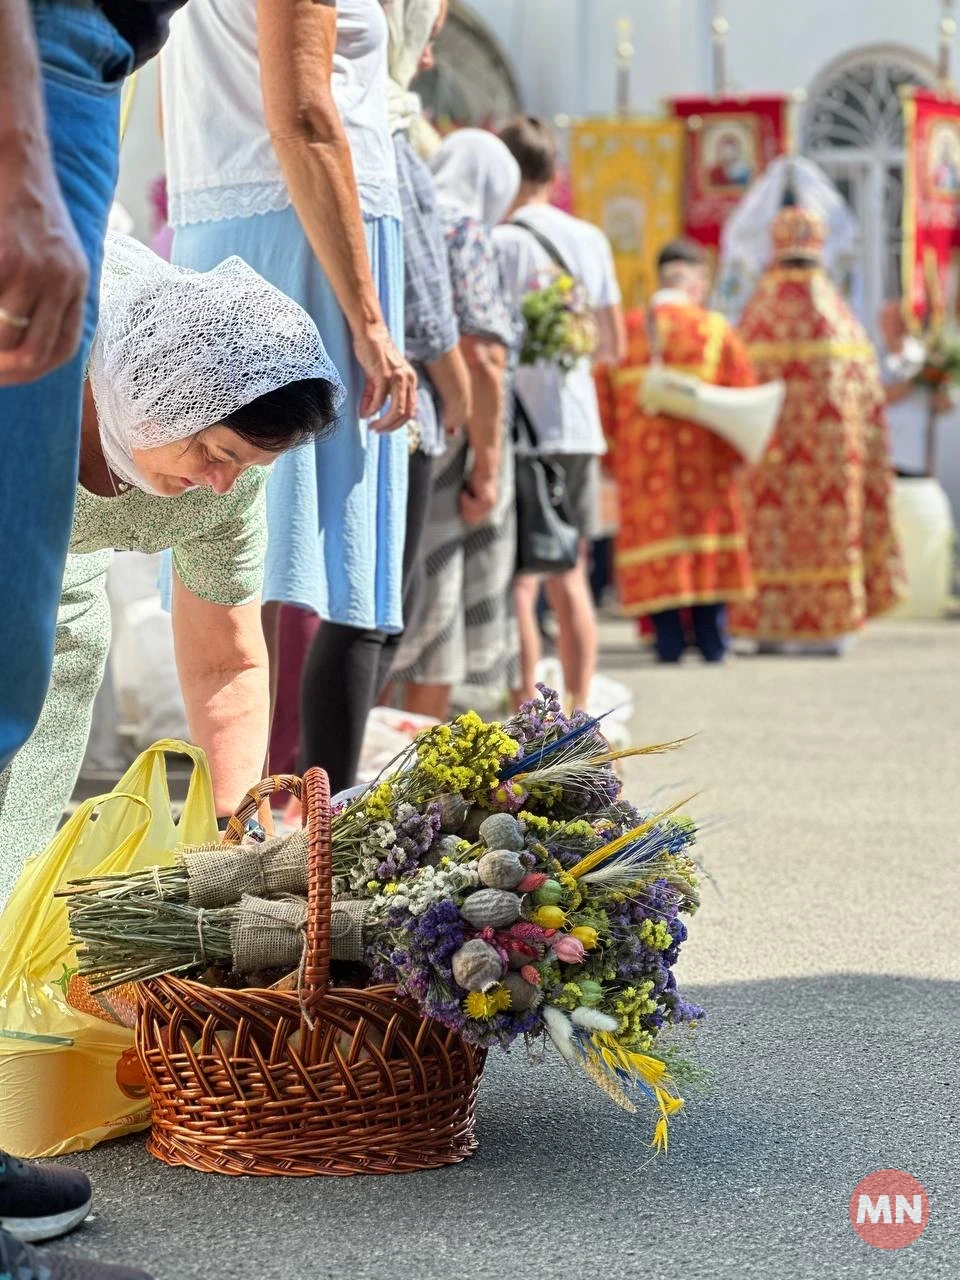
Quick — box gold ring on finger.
[0,306,30,331]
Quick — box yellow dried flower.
[364,782,394,821]
[464,986,512,1020]
[557,870,583,910]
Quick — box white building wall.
[463,0,950,118]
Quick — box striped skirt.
[392,439,516,688]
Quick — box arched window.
[802,46,936,334]
[412,2,521,127]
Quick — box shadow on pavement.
[60,974,958,1280]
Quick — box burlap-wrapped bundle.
[184,832,309,908]
[229,895,371,975]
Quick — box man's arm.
[593,303,626,366]
[0,0,89,386]
[591,229,627,366]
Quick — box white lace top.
[161,0,400,227]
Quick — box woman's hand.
[460,455,499,526]
[354,321,418,432]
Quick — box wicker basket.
[136,768,485,1176]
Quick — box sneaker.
[0,1228,153,1280]
[0,1153,91,1243]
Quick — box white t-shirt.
[494,203,621,456]
[162,0,399,228]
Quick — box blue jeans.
[0,2,130,771]
[652,604,728,664]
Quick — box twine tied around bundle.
[184,831,310,909]
[229,895,372,1030]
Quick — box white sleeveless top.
[161,0,400,227]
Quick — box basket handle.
[219,775,302,846]
[301,767,333,1004]
[220,768,334,1004]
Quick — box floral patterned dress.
[0,471,267,902]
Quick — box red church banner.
[667,95,793,252]
[902,88,960,324]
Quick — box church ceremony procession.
[0,1,956,1278]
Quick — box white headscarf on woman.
[87,234,344,495]
[383,0,441,135]
[429,129,521,230]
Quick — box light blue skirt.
[172,208,407,633]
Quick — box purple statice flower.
[463,1003,544,1050]
[394,802,442,872]
[602,886,702,1034]
[369,897,545,1049]
[546,842,584,871]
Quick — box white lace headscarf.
[715,156,860,321]
[88,234,345,494]
[430,129,521,230]
[383,0,441,135]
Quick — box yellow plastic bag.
[0,741,216,1157]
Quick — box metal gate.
[802,48,936,338]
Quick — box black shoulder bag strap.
[512,387,540,449]
[511,216,576,278]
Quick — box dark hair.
[220,376,340,452]
[657,238,707,271]
[498,115,557,185]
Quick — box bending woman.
[0,235,343,899]
[161,0,416,793]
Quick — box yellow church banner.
[569,118,685,310]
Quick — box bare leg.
[403,682,454,721]
[543,547,597,711]
[512,572,542,704]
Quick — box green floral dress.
[0,470,267,901]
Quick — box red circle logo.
[849,1171,929,1249]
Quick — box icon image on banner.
[701,119,757,192]
[926,120,960,197]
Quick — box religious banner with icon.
[569,118,685,309]
[901,88,960,324]
[668,95,793,252]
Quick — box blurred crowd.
[1,0,919,896]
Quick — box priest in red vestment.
[596,240,756,663]
[728,206,906,652]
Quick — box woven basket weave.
[137,769,485,1176]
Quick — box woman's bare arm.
[172,577,271,819]
[459,334,507,526]
[257,0,415,430]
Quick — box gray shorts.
[542,453,601,541]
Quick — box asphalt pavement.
[60,617,960,1280]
